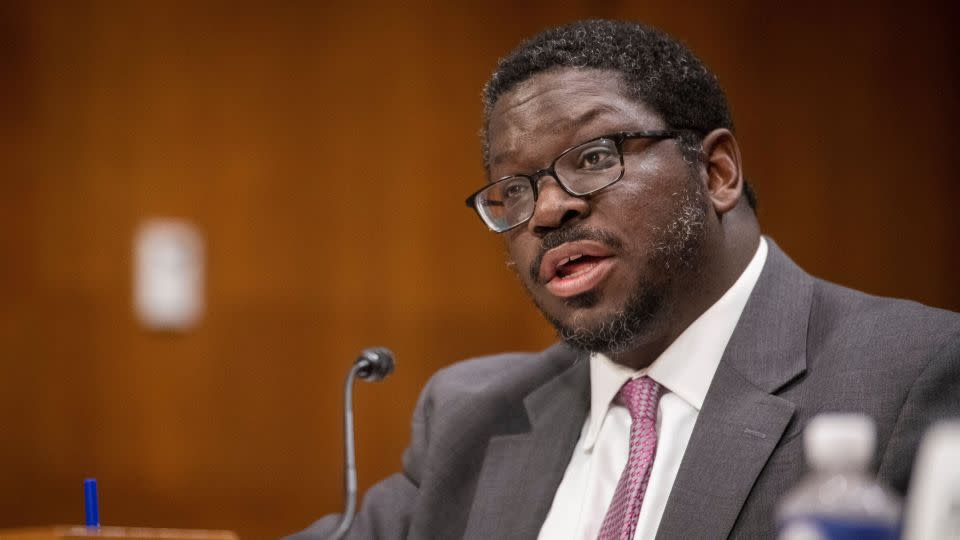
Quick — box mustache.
[529,225,624,283]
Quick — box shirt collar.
[581,237,769,451]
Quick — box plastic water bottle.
[776,413,902,540]
[902,421,960,539]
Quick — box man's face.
[486,68,709,354]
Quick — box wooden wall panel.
[1,2,957,538]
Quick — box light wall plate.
[133,219,205,331]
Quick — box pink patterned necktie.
[597,376,664,540]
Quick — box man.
[288,19,960,539]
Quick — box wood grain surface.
[1,2,957,538]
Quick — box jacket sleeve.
[283,374,436,540]
[878,327,960,493]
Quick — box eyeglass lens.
[476,137,623,231]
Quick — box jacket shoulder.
[427,342,582,403]
[809,279,960,356]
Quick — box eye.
[502,179,530,200]
[574,142,619,171]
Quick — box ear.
[699,128,743,215]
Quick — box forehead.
[487,68,663,171]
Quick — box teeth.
[558,253,584,268]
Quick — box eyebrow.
[489,104,623,168]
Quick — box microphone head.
[355,347,395,382]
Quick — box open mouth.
[539,241,617,298]
[556,254,607,279]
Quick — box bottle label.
[779,517,899,540]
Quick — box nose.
[527,176,590,235]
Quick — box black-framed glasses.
[465,130,683,233]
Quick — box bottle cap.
[804,413,876,472]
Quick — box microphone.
[354,347,395,382]
[329,347,396,540]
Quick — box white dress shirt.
[537,238,768,540]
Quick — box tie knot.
[617,376,662,421]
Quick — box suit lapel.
[463,351,590,539]
[657,239,812,539]
[655,362,797,539]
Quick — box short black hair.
[482,19,757,210]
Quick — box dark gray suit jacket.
[288,242,960,539]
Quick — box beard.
[524,174,708,355]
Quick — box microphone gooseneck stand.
[329,348,395,540]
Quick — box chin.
[563,290,600,309]
[539,285,665,355]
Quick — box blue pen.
[84,478,100,528]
